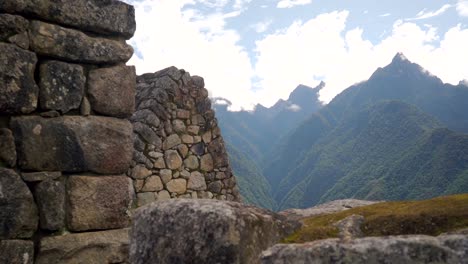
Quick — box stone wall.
[129,67,241,206]
[0,0,136,263]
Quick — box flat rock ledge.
[261,232,468,264]
[130,199,301,264]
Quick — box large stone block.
[29,20,133,64]
[0,168,38,239]
[39,60,85,113]
[67,175,133,231]
[0,42,38,114]
[11,116,133,174]
[0,128,16,167]
[36,228,130,264]
[0,239,34,264]
[35,180,65,231]
[88,64,136,118]
[0,0,135,39]
[0,13,29,49]
[129,199,300,264]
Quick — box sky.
[123,0,468,110]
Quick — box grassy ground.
[284,193,468,243]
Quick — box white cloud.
[277,0,312,9]
[126,0,256,110]
[380,13,391,17]
[287,104,301,111]
[253,11,468,106]
[406,4,452,20]
[233,0,253,10]
[457,0,468,16]
[251,19,273,33]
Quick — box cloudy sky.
[123,0,468,110]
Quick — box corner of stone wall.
[0,0,136,263]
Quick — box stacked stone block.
[130,67,241,206]
[0,0,136,263]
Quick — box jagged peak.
[392,52,409,63]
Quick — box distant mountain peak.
[392,52,409,63]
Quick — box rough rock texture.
[35,179,65,231]
[0,239,34,264]
[130,199,301,264]
[334,214,365,241]
[88,64,136,117]
[39,60,85,113]
[0,42,38,114]
[29,20,133,64]
[11,116,133,174]
[0,168,38,239]
[21,171,62,182]
[0,13,29,49]
[36,228,130,264]
[261,233,468,264]
[279,199,380,220]
[129,66,241,203]
[0,0,136,39]
[0,128,17,167]
[67,175,133,231]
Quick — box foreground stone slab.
[0,239,34,264]
[11,116,133,174]
[130,199,300,264]
[261,234,468,264]
[67,175,133,231]
[0,168,38,239]
[36,228,130,264]
[0,42,38,114]
[0,0,135,39]
[29,20,133,64]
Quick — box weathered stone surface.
[154,157,166,169]
[29,20,133,64]
[261,234,468,264]
[163,134,181,150]
[0,42,38,114]
[131,165,152,179]
[191,142,205,156]
[36,228,130,264]
[137,192,156,207]
[334,214,365,241]
[142,176,164,192]
[39,60,85,113]
[157,190,171,201]
[1,0,135,39]
[0,128,16,167]
[134,122,160,145]
[129,199,300,264]
[172,119,186,133]
[0,168,38,239]
[11,116,133,174]
[187,125,200,135]
[187,171,207,191]
[88,65,136,117]
[208,181,223,194]
[0,239,34,264]
[165,150,183,170]
[177,144,189,158]
[67,175,133,231]
[181,134,194,144]
[35,180,65,231]
[166,179,187,194]
[0,14,29,49]
[21,171,61,182]
[200,154,214,171]
[160,169,172,184]
[208,138,229,167]
[279,199,380,221]
[184,155,199,170]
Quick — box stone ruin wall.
[129,67,241,206]
[0,0,240,263]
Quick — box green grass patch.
[284,193,468,243]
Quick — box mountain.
[264,53,468,210]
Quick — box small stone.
[181,134,194,144]
[191,192,198,199]
[187,171,207,191]
[172,119,186,133]
[179,194,192,199]
[187,125,200,135]
[142,176,163,192]
[157,190,171,201]
[0,128,16,167]
[207,181,223,194]
[180,170,191,179]
[163,134,181,150]
[193,136,202,143]
[200,154,214,171]
[80,96,91,116]
[134,179,144,192]
[216,172,227,180]
[191,142,205,156]
[164,121,173,134]
[133,122,160,144]
[202,131,212,143]
[164,150,183,170]
[160,169,172,184]
[148,151,163,159]
[153,157,166,169]
[192,114,205,125]
[176,110,190,119]
[39,110,60,118]
[184,155,199,170]
[166,179,187,194]
[21,171,62,182]
[35,180,65,231]
[205,172,216,182]
[137,192,156,207]
[131,165,152,179]
[173,171,180,178]
[212,126,221,138]
[177,144,189,158]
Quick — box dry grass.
[284,193,468,243]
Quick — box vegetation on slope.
[285,194,468,243]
